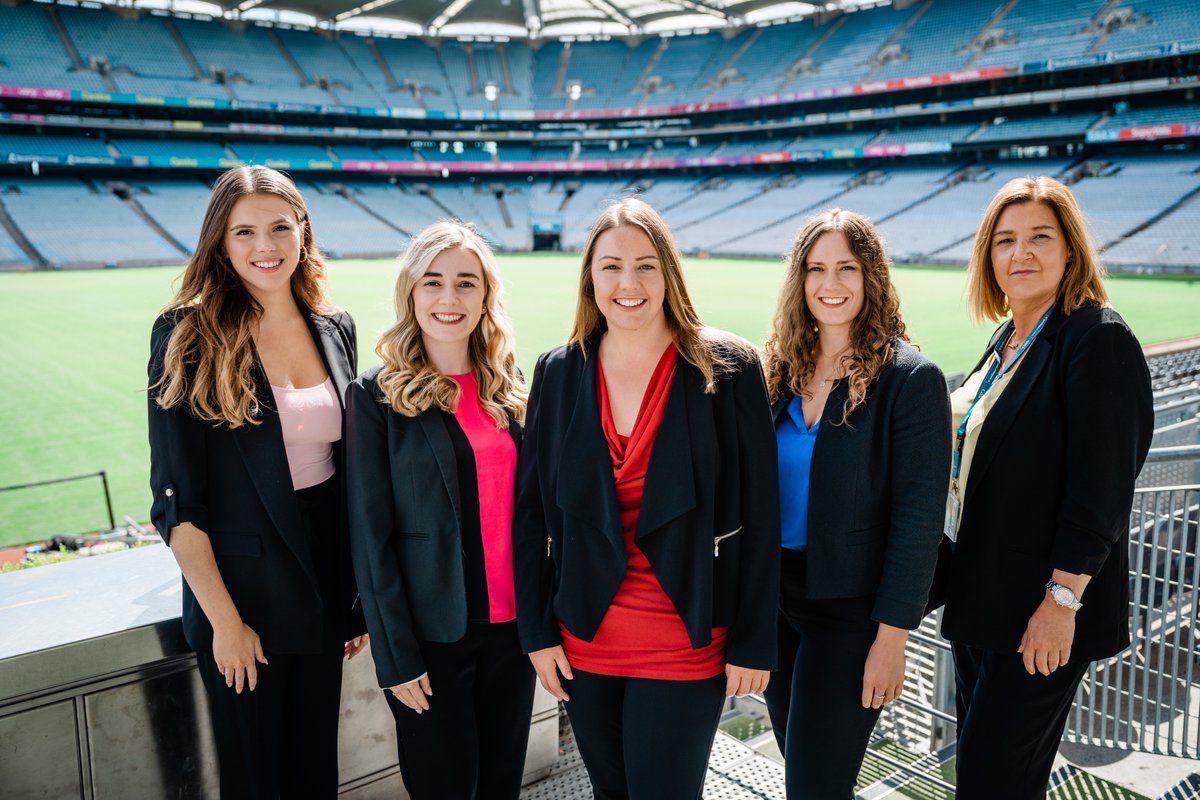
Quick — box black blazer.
[941,303,1153,661]
[147,306,363,655]
[513,338,781,671]
[772,339,952,630]
[344,365,522,688]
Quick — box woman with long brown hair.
[345,221,534,799]
[513,197,780,799]
[761,208,951,798]
[147,165,366,799]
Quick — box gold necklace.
[1005,330,1020,350]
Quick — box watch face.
[1052,585,1075,605]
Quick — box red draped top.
[560,345,728,679]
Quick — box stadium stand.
[298,182,403,257]
[128,180,210,254]
[0,0,1198,113]
[112,138,231,162]
[972,112,1103,143]
[0,0,1197,270]
[0,178,182,266]
[272,28,387,108]
[173,17,330,106]
[0,134,112,159]
[972,0,1108,69]
[0,3,107,92]
[57,7,203,99]
[1070,154,1200,249]
[227,141,335,164]
[876,160,1076,262]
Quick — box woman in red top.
[513,198,781,799]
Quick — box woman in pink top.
[345,221,532,800]
[148,166,368,799]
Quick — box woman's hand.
[861,623,908,709]
[389,674,433,714]
[1018,597,1076,676]
[528,646,573,701]
[725,664,770,697]
[344,634,369,660]
[212,621,268,694]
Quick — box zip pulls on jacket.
[714,526,742,557]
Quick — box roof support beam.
[579,0,640,29]
[670,0,730,20]
[331,0,405,22]
[430,0,477,30]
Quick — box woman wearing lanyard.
[345,221,534,799]
[761,208,951,798]
[942,177,1154,799]
[513,198,780,800]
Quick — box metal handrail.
[1144,445,1200,463]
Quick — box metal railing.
[863,480,1200,796]
[1065,485,1200,758]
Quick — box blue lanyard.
[951,307,1052,480]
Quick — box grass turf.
[1,255,1198,547]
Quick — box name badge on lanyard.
[944,307,1052,541]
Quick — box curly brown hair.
[763,208,908,423]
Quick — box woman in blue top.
[761,208,951,798]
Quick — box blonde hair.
[153,165,328,427]
[569,198,753,394]
[967,176,1108,322]
[375,221,526,426]
[763,208,908,423]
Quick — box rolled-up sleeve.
[147,313,210,541]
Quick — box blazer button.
[164,488,174,497]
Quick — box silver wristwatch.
[1046,580,1082,611]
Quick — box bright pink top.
[450,371,519,623]
[561,346,728,680]
[271,377,340,491]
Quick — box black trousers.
[762,549,883,799]
[196,477,347,800]
[564,668,726,800]
[384,620,535,800]
[952,642,1089,800]
[196,647,344,800]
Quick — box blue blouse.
[776,394,819,551]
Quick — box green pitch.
[1,255,1197,548]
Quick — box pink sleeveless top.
[271,377,341,491]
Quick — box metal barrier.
[865,482,1200,795]
[1065,485,1200,758]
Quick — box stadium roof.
[138,0,889,39]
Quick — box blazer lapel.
[555,356,624,552]
[964,309,1066,502]
[232,355,316,585]
[771,391,790,423]
[637,361,697,540]
[306,313,352,407]
[417,411,463,528]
